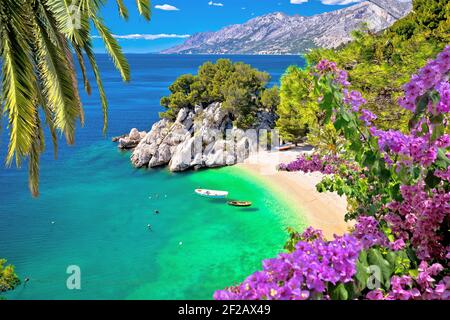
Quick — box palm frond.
[46,0,91,46]
[33,13,80,145]
[74,45,92,95]
[41,98,59,160]
[32,60,58,160]
[0,1,38,167]
[136,0,151,21]
[116,0,129,20]
[0,0,151,196]
[28,110,44,197]
[92,17,130,82]
[60,36,85,126]
[84,43,109,134]
[38,1,85,127]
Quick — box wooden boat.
[195,189,229,199]
[227,201,252,207]
[276,144,295,151]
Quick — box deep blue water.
[0,54,306,300]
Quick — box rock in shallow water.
[116,128,147,150]
[115,102,277,171]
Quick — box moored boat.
[276,144,295,151]
[195,189,229,198]
[227,201,252,207]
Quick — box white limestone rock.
[118,101,278,172]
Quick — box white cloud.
[290,0,308,4]
[208,1,224,7]
[154,4,180,11]
[93,34,190,41]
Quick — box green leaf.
[408,269,419,278]
[431,124,444,141]
[116,0,129,20]
[362,150,377,168]
[425,170,441,188]
[92,17,130,82]
[431,113,444,125]
[319,91,334,111]
[388,182,401,201]
[341,110,351,122]
[367,248,394,289]
[385,251,410,274]
[136,0,151,21]
[415,94,429,116]
[334,117,347,130]
[354,251,370,293]
[330,283,349,300]
[435,149,450,169]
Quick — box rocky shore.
[114,102,277,172]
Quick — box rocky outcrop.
[162,0,412,55]
[115,128,147,150]
[116,102,276,172]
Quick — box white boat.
[195,189,229,199]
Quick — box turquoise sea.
[0,54,306,300]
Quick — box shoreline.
[237,149,352,239]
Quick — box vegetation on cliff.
[0,259,20,299]
[276,0,449,145]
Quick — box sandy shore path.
[238,148,352,239]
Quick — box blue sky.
[93,0,358,53]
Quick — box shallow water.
[0,54,306,299]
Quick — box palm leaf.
[36,0,85,133]
[33,12,80,145]
[0,1,38,167]
[32,53,58,160]
[92,16,130,82]
[84,43,109,134]
[60,36,85,126]
[46,0,91,46]
[136,0,151,21]
[40,98,59,160]
[116,0,129,20]
[0,0,151,196]
[74,45,92,95]
[28,110,44,197]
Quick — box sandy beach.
[239,148,352,239]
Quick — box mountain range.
[162,0,412,55]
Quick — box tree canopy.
[160,59,277,129]
[276,66,317,143]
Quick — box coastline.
[237,149,352,239]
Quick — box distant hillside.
[162,0,412,55]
